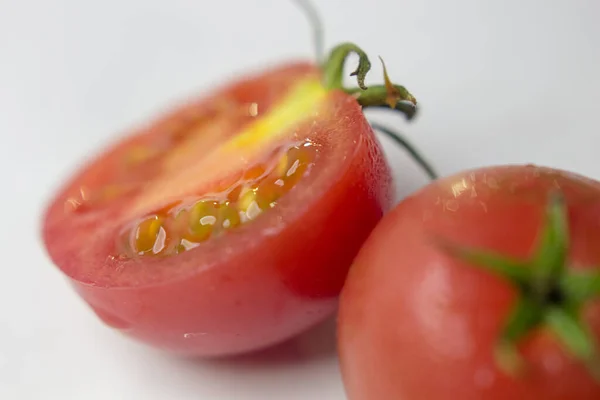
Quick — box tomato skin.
[42,62,393,356]
[338,165,600,400]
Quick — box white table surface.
[1,0,599,399]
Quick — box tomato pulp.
[339,165,600,400]
[40,39,426,357]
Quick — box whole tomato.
[339,165,600,400]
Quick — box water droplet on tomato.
[451,178,468,197]
[64,198,82,213]
[487,177,500,189]
[445,200,459,212]
[183,332,208,339]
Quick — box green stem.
[348,87,418,120]
[292,0,325,63]
[370,123,437,180]
[322,42,371,90]
[308,16,429,179]
[320,43,417,121]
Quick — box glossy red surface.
[339,165,600,400]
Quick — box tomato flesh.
[338,165,600,400]
[42,62,393,356]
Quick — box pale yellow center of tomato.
[222,78,328,151]
[127,77,329,216]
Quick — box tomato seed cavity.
[119,140,318,258]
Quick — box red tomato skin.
[42,62,393,356]
[338,165,600,400]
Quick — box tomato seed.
[188,201,219,242]
[219,203,241,229]
[120,140,318,258]
[133,216,163,254]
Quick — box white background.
[1,0,599,399]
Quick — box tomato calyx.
[318,42,438,178]
[318,43,438,178]
[321,42,418,120]
[292,0,437,179]
[295,0,416,114]
[435,192,600,381]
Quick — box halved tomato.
[41,36,422,356]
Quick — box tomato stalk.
[321,43,418,120]
[294,0,417,116]
[319,43,436,178]
[293,0,324,63]
[435,191,600,381]
[369,123,437,181]
[293,0,436,179]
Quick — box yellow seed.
[134,216,163,254]
[276,153,289,176]
[244,200,262,221]
[188,200,219,242]
[238,187,257,211]
[255,179,284,209]
[237,188,263,221]
[281,146,311,187]
[219,203,241,229]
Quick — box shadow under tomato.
[125,315,342,398]
[182,314,338,369]
[101,314,341,398]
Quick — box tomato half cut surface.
[41,62,394,356]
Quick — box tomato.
[41,29,427,357]
[338,165,600,400]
